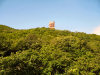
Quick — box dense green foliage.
[0,25,100,75]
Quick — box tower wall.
[49,21,55,29]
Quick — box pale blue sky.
[0,0,100,33]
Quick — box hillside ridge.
[0,25,100,74]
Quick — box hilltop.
[0,25,100,75]
[0,25,16,33]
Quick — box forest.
[0,25,100,75]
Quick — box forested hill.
[0,25,100,75]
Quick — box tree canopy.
[0,25,100,75]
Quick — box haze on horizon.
[0,0,100,35]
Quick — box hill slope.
[0,25,100,75]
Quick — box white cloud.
[93,26,100,35]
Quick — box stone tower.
[49,21,55,29]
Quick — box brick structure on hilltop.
[49,21,55,29]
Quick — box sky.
[0,0,100,34]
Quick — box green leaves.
[0,25,100,74]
